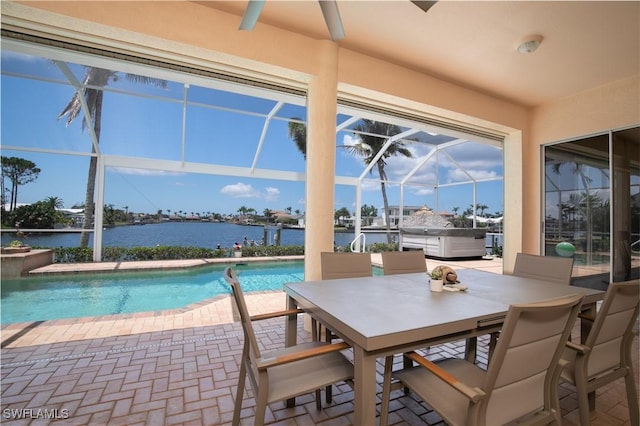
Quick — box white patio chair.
[477,252,575,362]
[317,251,372,401]
[320,251,373,279]
[513,252,574,285]
[223,267,353,426]
[380,293,584,426]
[560,280,639,426]
[381,250,427,275]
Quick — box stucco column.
[304,41,338,281]
[503,130,523,273]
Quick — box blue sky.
[1,49,504,217]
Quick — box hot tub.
[400,227,487,259]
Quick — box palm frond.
[288,119,307,159]
[125,74,168,89]
[58,93,83,127]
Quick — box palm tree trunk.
[80,91,103,248]
[377,163,393,244]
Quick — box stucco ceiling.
[200,1,639,108]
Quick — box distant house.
[381,205,425,226]
[56,208,85,228]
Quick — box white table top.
[284,269,604,352]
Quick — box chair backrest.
[381,251,427,275]
[479,293,584,425]
[583,280,639,378]
[223,267,262,361]
[320,252,372,280]
[513,252,574,285]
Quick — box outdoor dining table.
[283,268,606,425]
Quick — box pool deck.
[1,254,636,425]
[1,254,501,347]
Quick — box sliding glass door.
[543,127,639,289]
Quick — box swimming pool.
[1,261,306,324]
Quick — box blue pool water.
[0,261,305,324]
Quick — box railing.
[350,233,366,252]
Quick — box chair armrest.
[258,342,351,369]
[250,308,304,321]
[565,340,590,355]
[406,351,486,403]
[578,312,596,322]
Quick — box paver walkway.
[1,255,637,425]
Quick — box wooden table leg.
[465,336,477,362]
[353,346,377,426]
[284,295,298,408]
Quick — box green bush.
[367,242,399,253]
[54,247,94,263]
[51,244,306,263]
[50,243,408,263]
[240,245,304,257]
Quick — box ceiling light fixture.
[517,35,543,54]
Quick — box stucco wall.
[5,1,638,267]
[523,75,640,254]
[10,1,527,132]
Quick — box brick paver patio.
[1,256,637,425]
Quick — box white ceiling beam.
[251,101,284,171]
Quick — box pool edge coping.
[2,256,306,331]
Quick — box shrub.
[367,242,399,253]
[51,243,401,263]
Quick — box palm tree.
[288,118,413,243]
[345,120,413,243]
[552,162,595,263]
[477,203,489,217]
[288,118,307,159]
[361,204,378,226]
[237,206,248,221]
[58,66,167,247]
[44,196,64,209]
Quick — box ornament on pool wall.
[555,242,576,257]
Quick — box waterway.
[0,222,395,249]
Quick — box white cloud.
[221,182,260,198]
[360,179,381,192]
[220,182,280,201]
[447,169,498,182]
[341,134,359,147]
[264,187,280,201]
[413,187,435,196]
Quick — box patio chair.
[381,250,427,275]
[513,252,574,285]
[559,280,639,426]
[380,293,584,426]
[320,251,373,279]
[318,251,372,400]
[381,250,429,376]
[479,252,575,362]
[223,267,354,426]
